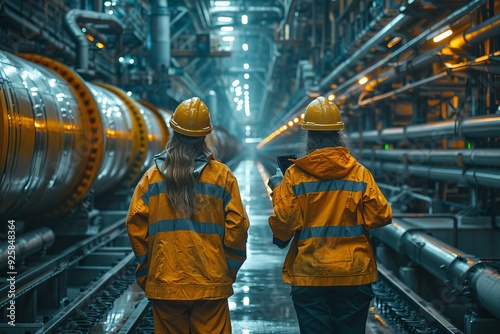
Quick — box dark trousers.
[291,284,372,334]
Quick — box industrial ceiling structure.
[1,0,499,143]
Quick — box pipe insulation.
[372,220,500,320]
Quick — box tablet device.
[277,155,297,172]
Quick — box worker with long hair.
[127,97,249,333]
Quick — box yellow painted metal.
[138,99,170,149]
[17,53,104,218]
[95,83,148,187]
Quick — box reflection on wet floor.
[229,160,299,333]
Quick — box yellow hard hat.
[169,97,213,136]
[301,96,344,131]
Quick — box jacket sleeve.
[362,168,392,230]
[126,175,150,290]
[268,171,302,248]
[224,173,249,282]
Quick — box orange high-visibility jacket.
[269,147,392,286]
[127,152,249,300]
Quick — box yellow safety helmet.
[169,97,213,136]
[301,96,344,131]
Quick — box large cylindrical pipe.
[0,227,55,269]
[372,220,500,319]
[0,52,164,219]
[0,52,102,219]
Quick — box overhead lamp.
[308,92,320,98]
[96,42,105,49]
[232,79,240,87]
[387,36,402,49]
[433,29,453,43]
[358,76,368,85]
[244,73,250,79]
[241,15,248,24]
[244,84,249,89]
[214,1,230,6]
[243,63,249,69]
[220,26,234,32]
[288,121,293,127]
[242,43,249,51]
[222,36,235,42]
[328,94,335,101]
[217,17,232,23]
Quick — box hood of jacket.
[154,150,211,179]
[292,147,357,180]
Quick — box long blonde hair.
[162,132,216,218]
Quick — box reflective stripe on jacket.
[127,156,249,300]
[269,147,392,286]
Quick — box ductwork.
[372,219,500,320]
[149,0,170,71]
[0,228,55,269]
[65,9,125,75]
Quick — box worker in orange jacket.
[268,96,392,334]
[127,97,249,334]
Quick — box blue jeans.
[291,284,373,334]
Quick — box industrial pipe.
[373,162,500,189]
[0,227,55,269]
[358,149,500,167]
[0,51,242,220]
[65,9,125,74]
[449,14,500,50]
[149,0,170,71]
[372,219,500,320]
[350,114,500,144]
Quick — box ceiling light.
[217,17,232,23]
[387,36,402,49]
[242,43,249,51]
[222,36,235,42]
[214,1,230,6]
[241,15,248,24]
[244,73,250,79]
[358,76,368,85]
[244,84,249,89]
[328,94,335,101]
[433,29,453,43]
[232,79,240,87]
[243,63,249,69]
[220,26,234,32]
